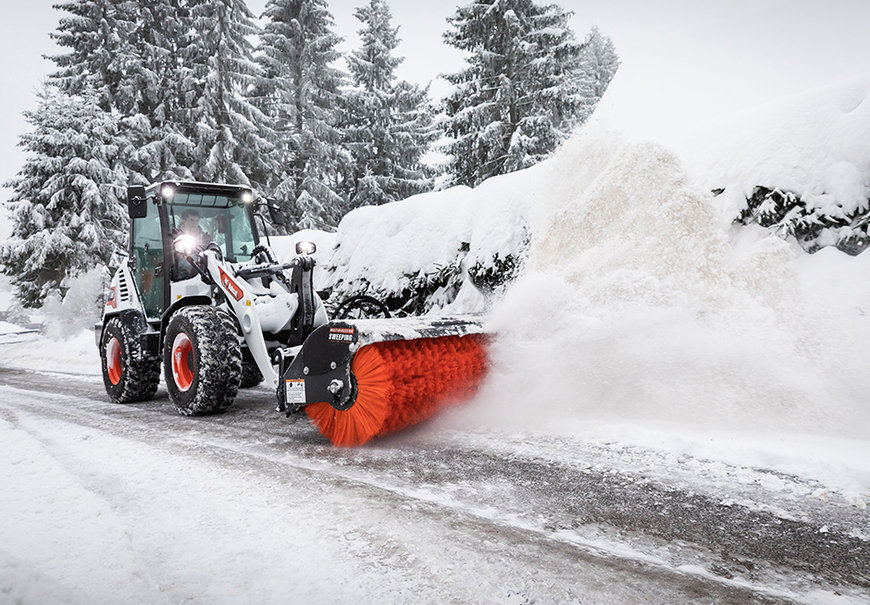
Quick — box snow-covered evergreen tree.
[186,0,274,187]
[119,0,197,183]
[0,88,128,307]
[48,0,196,184]
[343,0,435,208]
[576,25,620,123]
[442,1,615,187]
[255,0,349,229]
[49,0,135,112]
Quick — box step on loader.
[95,181,487,446]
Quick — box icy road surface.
[1,366,868,605]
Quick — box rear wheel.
[163,306,242,415]
[100,314,160,403]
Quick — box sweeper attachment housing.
[95,181,487,446]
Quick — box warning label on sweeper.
[285,379,306,405]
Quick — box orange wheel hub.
[171,333,195,392]
[106,337,122,386]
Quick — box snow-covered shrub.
[686,75,870,256]
[731,186,869,255]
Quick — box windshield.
[167,193,257,263]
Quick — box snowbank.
[328,166,543,313]
[684,74,870,208]
[0,268,103,375]
[0,330,99,375]
[673,75,870,254]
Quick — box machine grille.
[118,273,130,301]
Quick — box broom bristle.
[306,334,487,447]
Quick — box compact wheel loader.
[95,181,487,446]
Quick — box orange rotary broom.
[280,318,487,446]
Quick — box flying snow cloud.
[461,130,870,441]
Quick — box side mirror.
[265,198,285,227]
[127,185,148,219]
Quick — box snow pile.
[327,166,543,313]
[41,267,106,338]
[463,131,870,442]
[0,268,103,375]
[0,330,98,375]
[687,74,870,205]
[679,75,870,253]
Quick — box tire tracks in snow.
[1,366,866,602]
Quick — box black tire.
[100,313,160,403]
[239,355,264,389]
[163,306,242,415]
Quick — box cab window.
[131,212,164,318]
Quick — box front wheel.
[163,306,242,415]
[100,314,160,403]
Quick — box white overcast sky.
[1,0,869,202]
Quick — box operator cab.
[127,181,259,320]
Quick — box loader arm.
[202,251,279,387]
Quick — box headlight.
[241,190,254,204]
[160,183,176,199]
[174,233,197,255]
[295,240,317,255]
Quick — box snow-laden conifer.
[48,0,195,184]
[442,1,617,187]
[576,26,620,123]
[185,0,273,188]
[343,0,435,208]
[255,0,349,229]
[49,0,135,112]
[119,0,196,183]
[0,89,127,307]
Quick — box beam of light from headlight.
[174,233,197,254]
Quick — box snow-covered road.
[1,366,867,604]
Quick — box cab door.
[130,210,166,319]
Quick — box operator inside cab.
[173,208,212,279]
[180,208,208,242]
